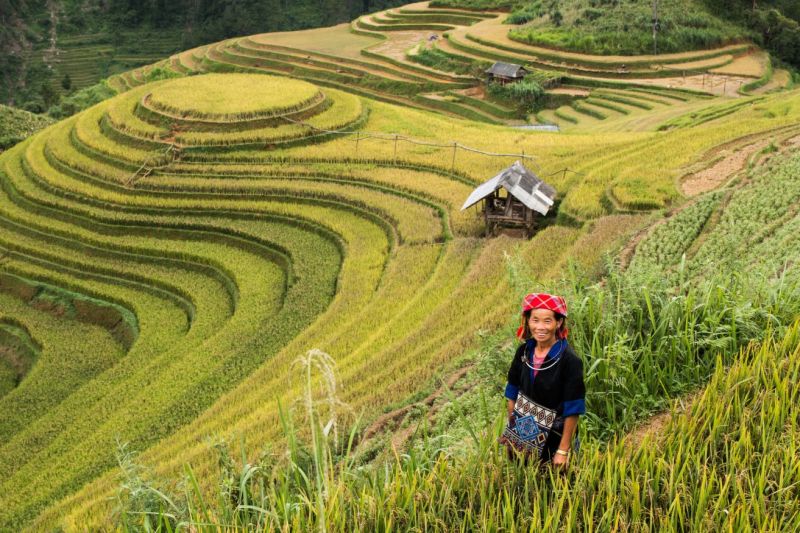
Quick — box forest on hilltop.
[0,0,405,108]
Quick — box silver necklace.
[522,339,565,372]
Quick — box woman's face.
[528,308,562,344]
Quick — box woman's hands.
[554,415,579,469]
[552,448,569,468]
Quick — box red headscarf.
[516,292,568,341]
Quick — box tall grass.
[115,231,800,530]
[497,251,799,441]
[122,318,800,531]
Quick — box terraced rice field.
[31,32,183,95]
[95,1,775,128]
[3,1,800,528]
[2,65,800,529]
[0,71,599,529]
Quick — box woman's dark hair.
[522,308,566,341]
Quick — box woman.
[501,293,585,467]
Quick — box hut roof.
[485,62,528,78]
[460,161,556,215]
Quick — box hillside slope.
[0,3,799,530]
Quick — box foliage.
[113,439,185,531]
[749,8,800,67]
[0,1,412,110]
[0,105,54,151]
[629,192,722,274]
[141,66,183,83]
[47,81,117,120]
[128,318,800,530]
[505,1,545,25]
[407,44,487,76]
[688,151,800,279]
[487,78,545,112]
[503,0,751,55]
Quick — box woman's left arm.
[553,416,579,466]
[554,353,586,466]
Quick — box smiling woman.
[500,292,585,467]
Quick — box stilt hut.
[485,62,528,85]
[461,161,556,237]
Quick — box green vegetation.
[112,151,800,530]
[0,0,409,110]
[433,0,800,70]
[0,106,54,150]
[47,81,118,119]
[487,78,545,112]
[629,193,721,273]
[506,0,750,55]
[408,44,486,75]
[127,320,800,531]
[505,0,546,24]
[2,3,800,530]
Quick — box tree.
[39,81,59,108]
[61,73,72,91]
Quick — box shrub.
[407,44,487,76]
[750,8,800,67]
[47,81,117,119]
[487,78,545,112]
[505,1,544,25]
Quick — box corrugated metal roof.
[485,62,527,78]
[460,161,556,216]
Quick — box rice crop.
[2,20,800,527]
[146,73,322,120]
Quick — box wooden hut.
[461,161,556,237]
[485,62,528,85]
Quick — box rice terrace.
[0,0,799,530]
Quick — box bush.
[750,9,800,67]
[47,81,117,119]
[507,0,750,55]
[505,1,544,25]
[143,66,182,83]
[487,77,545,112]
[407,44,487,76]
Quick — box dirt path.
[371,29,439,61]
[41,0,61,70]
[625,390,700,450]
[549,87,590,97]
[681,139,769,196]
[360,363,476,452]
[681,129,800,196]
